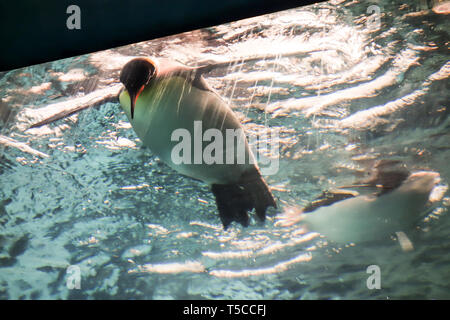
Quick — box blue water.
[0,0,449,299]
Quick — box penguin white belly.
[119,77,255,185]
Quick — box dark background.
[0,0,324,72]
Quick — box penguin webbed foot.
[211,184,253,230]
[211,168,276,230]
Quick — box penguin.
[118,57,276,229]
[276,162,441,245]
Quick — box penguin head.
[400,171,440,195]
[120,58,156,119]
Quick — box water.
[0,0,449,299]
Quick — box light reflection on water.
[0,0,449,299]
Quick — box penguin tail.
[211,167,277,229]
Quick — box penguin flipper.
[302,189,358,213]
[211,167,277,229]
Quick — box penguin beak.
[129,85,145,119]
[130,93,137,119]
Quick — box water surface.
[0,0,449,299]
